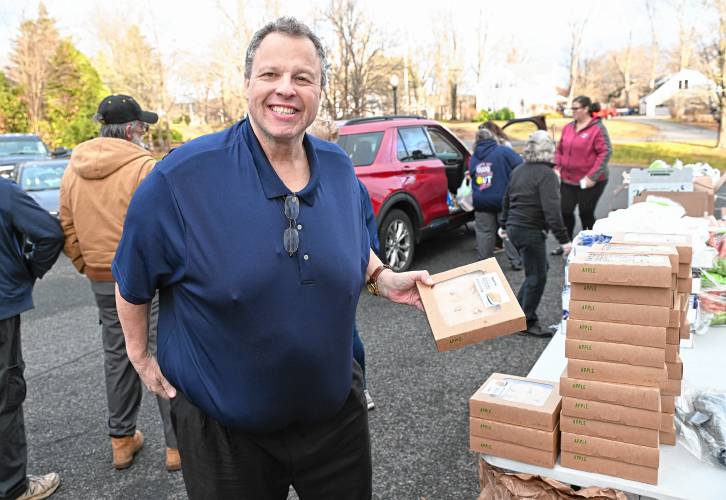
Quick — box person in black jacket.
[501,131,571,338]
[470,128,522,269]
[0,177,64,500]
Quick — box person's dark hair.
[573,96,601,117]
[245,17,328,87]
[479,120,510,143]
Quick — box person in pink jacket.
[554,96,612,248]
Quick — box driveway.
[624,116,717,143]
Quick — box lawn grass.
[611,141,726,169]
[442,118,659,144]
[442,118,726,167]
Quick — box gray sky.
[0,0,695,96]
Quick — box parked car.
[14,159,69,218]
[0,133,70,180]
[593,107,618,119]
[337,115,473,271]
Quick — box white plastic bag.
[456,177,474,212]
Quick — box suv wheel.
[379,209,415,272]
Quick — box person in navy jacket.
[0,177,64,500]
[469,127,523,269]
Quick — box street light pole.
[390,74,399,115]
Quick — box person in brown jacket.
[59,95,180,472]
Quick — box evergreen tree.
[44,41,109,147]
[0,72,28,132]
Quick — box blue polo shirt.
[112,119,370,432]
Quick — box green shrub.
[474,107,515,122]
[474,109,490,122]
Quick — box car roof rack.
[343,115,425,126]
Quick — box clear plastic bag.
[456,177,474,212]
[699,270,726,328]
[675,385,726,469]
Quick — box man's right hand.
[561,242,573,257]
[131,352,177,399]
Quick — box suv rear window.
[337,132,384,166]
[0,139,48,157]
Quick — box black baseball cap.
[96,95,159,125]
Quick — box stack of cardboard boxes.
[608,233,692,445]
[559,237,691,485]
[469,373,561,468]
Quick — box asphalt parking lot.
[19,165,632,499]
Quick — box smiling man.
[112,17,433,500]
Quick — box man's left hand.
[581,176,596,189]
[377,269,434,311]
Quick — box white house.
[640,69,716,117]
[474,65,564,117]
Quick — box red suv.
[337,116,473,271]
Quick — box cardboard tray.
[470,435,558,468]
[560,414,659,448]
[569,282,674,307]
[561,451,658,485]
[469,417,559,451]
[561,431,659,468]
[561,397,661,430]
[417,259,526,351]
[610,232,692,264]
[560,372,661,411]
[568,253,673,288]
[469,373,561,431]
[566,319,666,348]
[565,338,665,368]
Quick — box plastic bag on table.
[456,176,474,212]
[699,270,726,328]
[675,385,726,469]
[478,459,627,500]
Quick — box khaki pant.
[91,281,176,448]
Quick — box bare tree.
[645,0,659,90]
[701,0,726,148]
[613,31,634,106]
[673,0,697,71]
[7,3,60,133]
[322,0,386,118]
[566,17,588,107]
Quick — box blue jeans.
[507,226,549,326]
[352,328,367,389]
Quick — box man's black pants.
[560,180,607,240]
[507,226,549,326]
[170,361,372,500]
[0,315,28,500]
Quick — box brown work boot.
[166,447,181,472]
[17,472,61,500]
[112,430,144,470]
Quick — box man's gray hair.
[522,130,555,163]
[244,17,328,87]
[94,114,142,140]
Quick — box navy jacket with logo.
[468,139,523,212]
[0,177,64,320]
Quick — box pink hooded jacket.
[555,118,612,185]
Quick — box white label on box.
[621,233,688,244]
[474,273,510,307]
[481,378,554,407]
[584,253,667,265]
[601,243,677,254]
